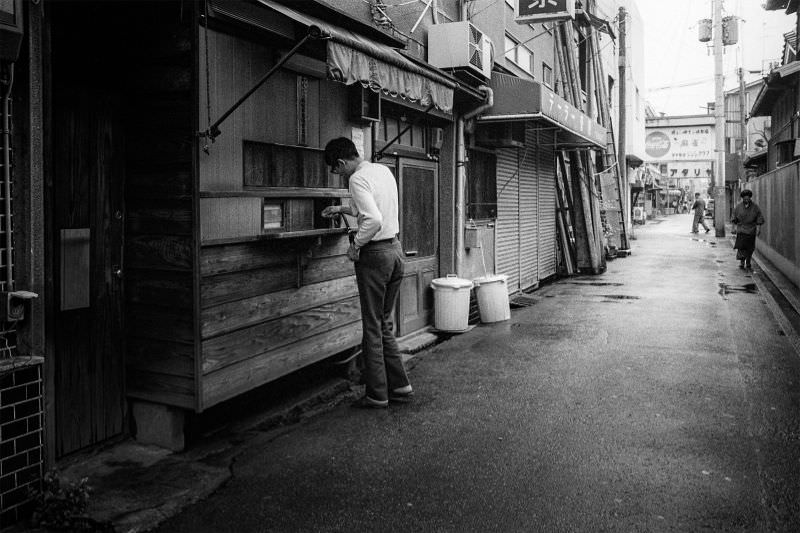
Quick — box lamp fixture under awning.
[479,72,606,148]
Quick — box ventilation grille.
[469,24,483,70]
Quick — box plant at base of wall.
[27,470,113,532]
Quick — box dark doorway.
[48,2,127,457]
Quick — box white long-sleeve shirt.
[344,161,399,248]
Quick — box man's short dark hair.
[695,193,700,197]
[324,137,359,166]
[740,189,753,198]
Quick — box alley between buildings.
[153,213,800,532]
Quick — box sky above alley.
[640,0,795,116]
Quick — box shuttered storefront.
[495,127,558,294]
[496,148,520,291]
[519,137,538,288]
[536,129,557,279]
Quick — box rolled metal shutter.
[537,130,557,279]
[495,147,520,292]
[519,128,538,289]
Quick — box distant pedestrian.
[731,189,765,269]
[690,193,710,233]
[320,137,413,409]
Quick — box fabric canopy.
[258,0,455,113]
[327,42,453,112]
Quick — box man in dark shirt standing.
[690,193,710,234]
[731,189,765,269]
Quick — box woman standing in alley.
[731,189,765,269]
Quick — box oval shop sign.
[645,131,671,158]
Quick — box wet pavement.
[105,214,800,532]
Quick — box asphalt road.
[157,214,800,532]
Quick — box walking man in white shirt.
[321,137,413,409]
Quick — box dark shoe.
[351,396,388,409]
[389,387,414,403]
[705,228,711,233]
[691,231,699,234]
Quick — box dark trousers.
[692,213,709,232]
[354,239,410,402]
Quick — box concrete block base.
[132,401,185,452]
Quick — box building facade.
[0,2,627,523]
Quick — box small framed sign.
[515,0,575,24]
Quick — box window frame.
[503,33,534,76]
[542,62,553,88]
[467,147,498,220]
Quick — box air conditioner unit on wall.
[428,21,493,81]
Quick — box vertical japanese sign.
[515,0,575,24]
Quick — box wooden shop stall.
[118,0,455,444]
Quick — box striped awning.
[256,0,455,113]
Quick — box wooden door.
[386,159,438,336]
[50,63,126,457]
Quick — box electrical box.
[698,19,712,43]
[427,21,493,81]
[722,16,738,46]
[0,291,38,321]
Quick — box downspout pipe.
[455,85,493,276]
[1,63,13,290]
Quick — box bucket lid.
[431,274,473,289]
[473,274,508,286]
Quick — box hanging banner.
[515,0,575,24]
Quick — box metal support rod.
[202,30,322,141]
[1,62,14,290]
[713,0,726,236]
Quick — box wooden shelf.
[200,188,350,199]
[202,228,347,246]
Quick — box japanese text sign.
[645,126,715,161]
[515,0,575,24]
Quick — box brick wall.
[0,359,44,525]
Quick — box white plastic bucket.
[430,275,473,331]
[473,274,511,323]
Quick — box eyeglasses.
[330,160,343,175]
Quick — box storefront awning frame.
[478,72,606,148]
[202,0,461,141]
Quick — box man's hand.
[347,242,360,262]
[321,205,340,218]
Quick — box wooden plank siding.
[202,322,363,407]
[194,26,365,410]
[199,235,361,407]
[123,3,198,410]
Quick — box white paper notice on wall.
[351,127,365,159]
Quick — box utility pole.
[713,0,727,236]
[738,66,747,190]
[617,7,627,228]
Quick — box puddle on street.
[689,237,717,246]
[718,282,758,298]
[565,282,624,287]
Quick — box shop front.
[474,72,606,292]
